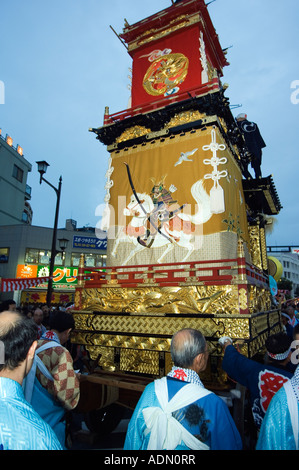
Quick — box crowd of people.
[0,299,75,338]
[0,297,298,451]
[0,299,80,450]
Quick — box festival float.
[71,0,283,433]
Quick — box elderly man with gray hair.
[124,328,242,450]
[0,311,62,450]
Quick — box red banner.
[0,276,52,293]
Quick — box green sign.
[36,266,78,289]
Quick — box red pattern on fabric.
[259,370,289,412]
[172,369,188,381]
[44,331,56,340]
[36,339,80,410]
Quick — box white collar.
[40,330,60,344]
[290,365,299,402]
[167,366,204,388]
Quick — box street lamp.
[57,237,69,252]
[36,160,64,307]
[36,160,49,183]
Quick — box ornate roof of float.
[120,0,229,75]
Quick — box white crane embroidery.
[174,148,198,166]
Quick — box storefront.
[17,264,78,305]
[0,222,107,304]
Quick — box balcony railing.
[25,184,32,200]
[76,258,268,290]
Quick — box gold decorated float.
[71,1,283,413]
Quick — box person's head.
[293,324,299,345]
[0,299,17,312]
[49,311,75,345]
[265,332,292,364]
[0,311,38,382]
[33,308,43,325]
[171,328,208,373]
[41,305,50,315]
[236,113,247,121]
[286,305,295,318]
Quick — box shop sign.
[73,235,107,250]
[16,264,78,289]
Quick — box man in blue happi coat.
[220,332,294,432]
[124,328,242,450]
[0,311,62,450]
[257,364,299,450]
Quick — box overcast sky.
[1,0,298,247]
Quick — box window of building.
[0,248,9,263]
[22,211,28,223]
[97,254,107,267]
[12,164,24,183]
[85,254,96,267]
[71,253,81,267]
[54,252,65,266]
[39,250,51,265]
[25,248,65,266]
[25,248,39,264]
[71,253,107,267]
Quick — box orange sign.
[16,264,38,278]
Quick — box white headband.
[267,347,291,361]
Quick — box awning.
[0,276,52,293]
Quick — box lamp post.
[36,160,65,307]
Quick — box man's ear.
[193,352,203,370]
[27,340,37,360]
[193,351,208,373]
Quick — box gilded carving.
[72,313,254,348]
[260,227,268,270]
[165,110,205,129]
[116,125,151,143]
[248,285,271,314]
[129,14,201,51]
[213,317,250,339]
[207,61,216,82]
[77,284,243,315]
[248,225,262,269]
[143,53,189,97]
[120,349,160,375]
[84,345,116,371]
[238,288,248,310]
[71,306,282,374]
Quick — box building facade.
[0,129,33,225]
[0,219,107,305]
[268,246,299,296]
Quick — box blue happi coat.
[0,377,62,450]
[124,373,242,450]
